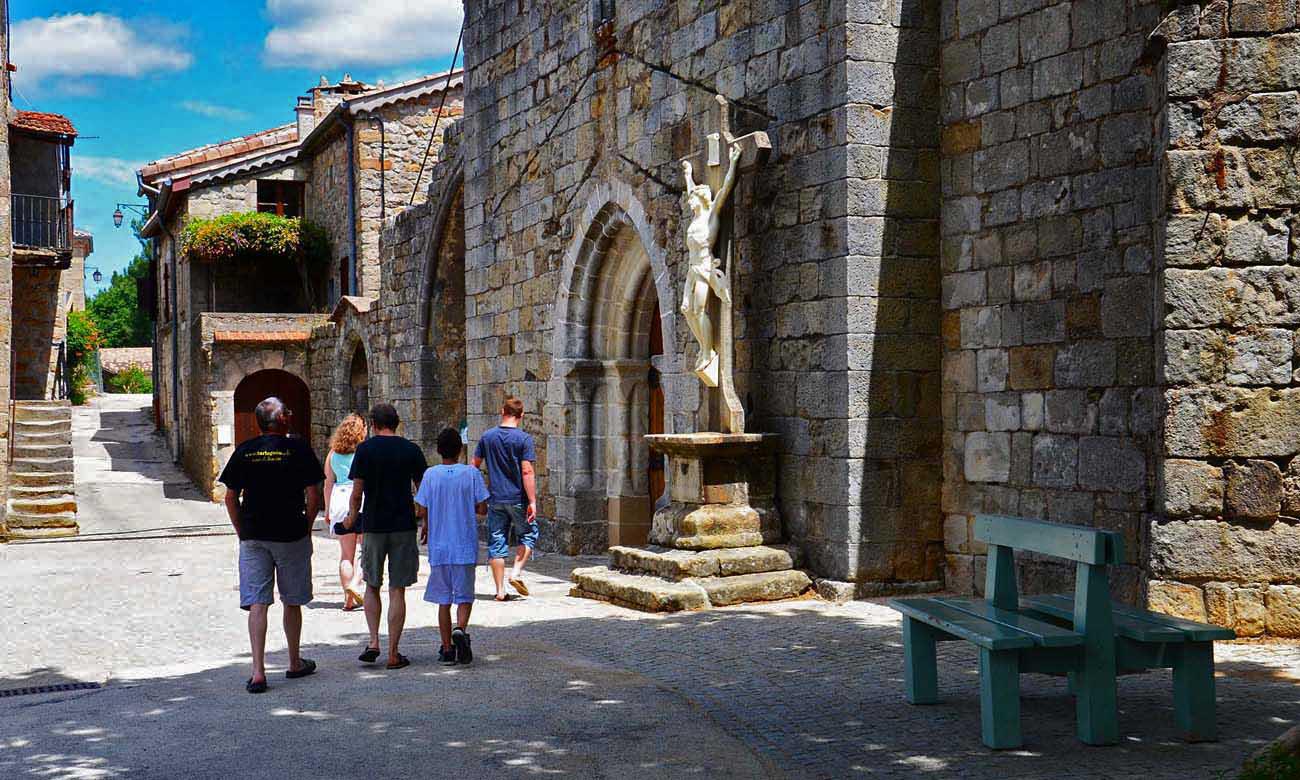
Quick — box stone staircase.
[572,543,812,612]
[4,400,78,539]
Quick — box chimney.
[295,95,315,139]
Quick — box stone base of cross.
[678,94,770,434]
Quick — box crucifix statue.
[678,94,770,433]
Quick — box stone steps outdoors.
[10,496,78,515]
[570,567,711,611]
[3,524,79,540]
[6,509,78,529]
[10,471,76,488]
[15,419,73,435]
[609,544,801,581]
[11,456,74,474]
[13,406,72,424]
[13,444,74,460]
[9,483,75,496]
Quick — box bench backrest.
[975,515,1122,641]
[974,515,1123,565]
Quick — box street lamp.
[113,203,148,229]
[86,265,103,284]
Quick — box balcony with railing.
[12,193,74,267]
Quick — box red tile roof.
[10,111,77,138]
[140,123,299,181]
[213,330,312,344]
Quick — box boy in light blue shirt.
[415,428,489,664]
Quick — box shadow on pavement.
[2,597,1297,779]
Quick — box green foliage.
[1239,745,1300,780]
[180,211,329,270]
[106,364,152,394]
[66,310,101,366]
[87,254,152,348]
[65,311,102,406]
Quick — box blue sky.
[11,0,462,295]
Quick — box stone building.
[144,1,1300,634]
[0,0,91,539]
[138,73,464,496]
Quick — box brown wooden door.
[647,300,665,501]
[233,369,312,445]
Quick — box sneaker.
[438,646,458,664]
[452,627,473,665]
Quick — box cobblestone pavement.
[1,397,1296,778]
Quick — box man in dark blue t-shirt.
[472,395,538,600]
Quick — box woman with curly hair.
[325,414,368,610]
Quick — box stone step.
[13,404,72,423]
[609,544,801,581]
[570,567,710,612]
[14,429,72,446]
[10,496,77,515]
[3,524,79,540]
[10,471,75,488]
[6,510,78,529]
[11,456,73,474]
[694,569,813,607]
[13,443,73,460]
[15,419,72,435]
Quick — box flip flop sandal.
[358,646,381,663]
[494,594,516,602]
[342,602,362,612]
[509,577,530,596]
[285,658,317,679]
[386,654,411,670]
[246,678,268,694]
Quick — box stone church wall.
[938,0,1165,602]
[459,0,944,574]
[1152,2,1300,636]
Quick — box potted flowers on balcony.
[179,212,330,311]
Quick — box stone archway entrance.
[556,203,668,550]
[348,346,369,415]
[233,369,311,444]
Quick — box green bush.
[1239,745,1300,780]
[106,364,152,394]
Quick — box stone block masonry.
[938,0,1164,602]
[1152,1,1300,636]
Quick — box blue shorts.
[424,564,476,605]
[487,503,538,559]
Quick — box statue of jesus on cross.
[675,95,770,433]
[680,143,742,388]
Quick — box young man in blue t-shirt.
[415,428,489,664]
[472,396,538,600]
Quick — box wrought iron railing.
[12,193,73,251]
[52,340,68,401]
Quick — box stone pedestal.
[571,433,812,611]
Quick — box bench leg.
[1173,642,1216,742]
[1074,661,1119,745]
[979,648,1022,749]
[902,617,938,705]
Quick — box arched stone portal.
[233,368,311,444]
[348,345,369,415]
[412,177,467,445]
[552,195,672,552]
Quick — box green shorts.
[361,530,419,589]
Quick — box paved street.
[1,396,1297,779]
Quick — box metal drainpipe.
[345,108,359,296]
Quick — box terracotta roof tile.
[11,111,77,138]
[140,123,299,180]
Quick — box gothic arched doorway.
[233,369,312,444]
[556,202,669,550]
[349,346,369,415]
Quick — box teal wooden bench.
[890,515,1235,750]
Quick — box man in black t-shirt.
[220,397,324,694]
[344,403,427,669]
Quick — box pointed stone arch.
[548,181,679,553]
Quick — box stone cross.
[678,94,770,434]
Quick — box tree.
[86,219,153,348]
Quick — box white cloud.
[264,0,462,68]
[180,100,251,121]
[74,155,144,188]
[11,13,192,93]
